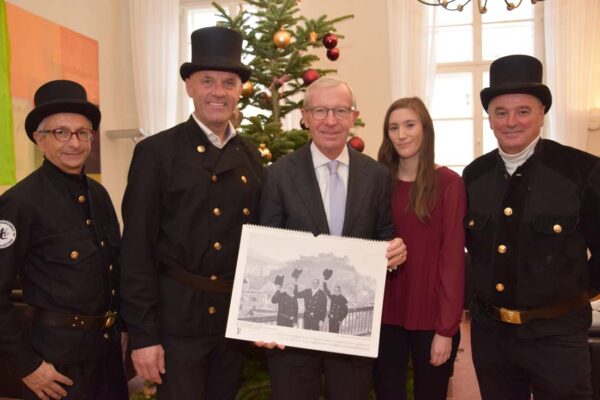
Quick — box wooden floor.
[448,315,482,400]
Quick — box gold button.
[241,175,248,184]
[85,219,92,226]
[496,283,505,292]
[78,195,86,203]
[503,207,513,216]
[553,224,562,234]
[213,208,221,216]
[111,289,117,296]
[242,208,250,216]
[213,242,222,251]
[208,306,216,314]
[211,175,218,182]
[100,240,106,247]
[197,145,206,153]
[468,219,475,227]
[109,264,114,272]
[70,251,79,260]
[497,244,507,254]
[103,333,109,339]
[210,275,218,281]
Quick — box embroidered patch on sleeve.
[0,220,17,248]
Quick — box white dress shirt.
[310,142,349,224]
[191,113,237,149]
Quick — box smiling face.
[33,113,92,175]
[488,93,545,154]
[301,82,359,160]
[387,107,424,163]
[185,70,242,135]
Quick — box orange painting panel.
[6,3,100,174]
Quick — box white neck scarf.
[499,135,541,175]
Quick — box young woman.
[374,97,466,400]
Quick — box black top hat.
[480,54,552,114]
[291,269,303,279]
[180,26,251,83]
[25,80,101,143]
[323,269,333,281]
[274,275,284,286]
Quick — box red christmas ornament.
[348,136,365,152]
[322,33,338,49]
[302,69,320,86]
[326,48,340,61]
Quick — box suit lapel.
[289,145,330,234]
[343,148,369,235]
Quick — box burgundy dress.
[381,166,466,337]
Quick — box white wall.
[6,0,137,221]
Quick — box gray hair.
[303,76,357,109]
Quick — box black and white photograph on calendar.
[226,224,388,358]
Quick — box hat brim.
[25,100,101,143]
[180,62,251,83]
[481,83,552,114]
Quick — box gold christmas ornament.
[309,31,318,43]
[258,143,272,161]
[241,81,254,97]
[273,28,292,49]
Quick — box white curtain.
[128,0,179,137]
[385,0,436,104]
[544,0,600,150]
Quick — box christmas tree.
[213,0,360,163]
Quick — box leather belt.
[161,265,233,293]
[483,292,589,325]
[25,306,117,330]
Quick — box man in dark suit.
[295,278,327,330]
[0,80,128,400]
[259,76,407,400]
[323,282,348,333]
[119,27,263,400]
[272,277,298,328]
[464,54,600,399]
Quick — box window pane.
[431,73,473,119]
[434,6,472,26]
[435,25,473,63]
[189,9,220,31]
[483,119,497,153]
[434,119,473,166]
[481,2,535,23]
[482,21,534,60]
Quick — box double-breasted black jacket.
[0,160,121,377]
[271,290,298,327]
[463,139,600,338]
[120,117,263,350]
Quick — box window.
[430,2,544,173]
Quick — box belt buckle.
[103,311,117,329]
[499,308,522,324]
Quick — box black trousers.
[267,348,372,400]
[22,340,128,400]
[156,332,245,400]
[373,324,460,400]
[471,319,593,400]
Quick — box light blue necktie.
[327,160,346,236]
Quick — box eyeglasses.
[36,128,96,142]
[305,107,355,121]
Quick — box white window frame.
[432,5,545,170]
